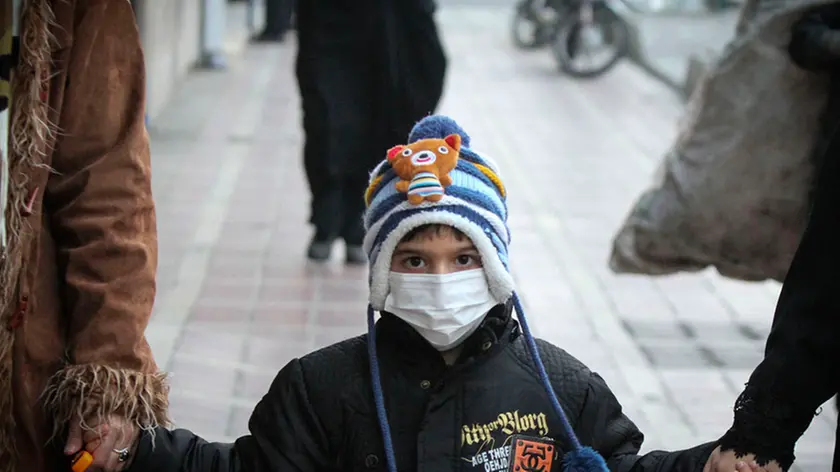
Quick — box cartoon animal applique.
[387,134,461,205]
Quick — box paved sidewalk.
[145,4,834,469]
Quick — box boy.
[123,116,757,472]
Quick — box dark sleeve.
[789,5,840,70]
[717,98,840,470]
[576,372,716,472]
[128,359,333,472]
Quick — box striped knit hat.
[363,115,608,472]
[363,115,513,310]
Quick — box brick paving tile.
[144,4,835,466]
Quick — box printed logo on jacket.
[460,410,551,472]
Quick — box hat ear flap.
[387,145,405,161]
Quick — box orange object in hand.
[71,451,93,472]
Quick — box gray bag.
[610,0,833,282]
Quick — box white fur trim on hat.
[368,211,515,311]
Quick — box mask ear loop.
[367,305,399,472]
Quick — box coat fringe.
[0,333,14,472]
[42,364,170,444]
[0,1,57,470]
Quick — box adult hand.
[704,446,784,472]
[65,415,140,471]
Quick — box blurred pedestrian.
[705,4,840,471]
[0,1,167,471]
[296,0,447,263]
[251,0,296,43]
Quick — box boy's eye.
[404,257,425,269]
[455,255,477,266]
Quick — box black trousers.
[263,0,296,35]
[297,47,406,246]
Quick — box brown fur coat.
[0,1,168,471]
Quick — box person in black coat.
[705,4,840,471]
[296,0,447,263]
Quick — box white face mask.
[384,269,499,351]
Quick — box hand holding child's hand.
[64,415,139,471]
[704,447,783,472]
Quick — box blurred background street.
[136,0,835,469]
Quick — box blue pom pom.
[408,115,471,147]
[562,447,609,472]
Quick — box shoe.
[307,238,334,262]
[250,30,286,43]
[345,245,366,265]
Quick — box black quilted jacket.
[129,304,715,472]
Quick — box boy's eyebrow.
[393,242,478,254]
[451,241,478,252]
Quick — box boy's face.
[391,226,482,275]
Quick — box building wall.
[135,0,204,120]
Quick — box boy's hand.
[65,415,140,471]
[704,447,784,472]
